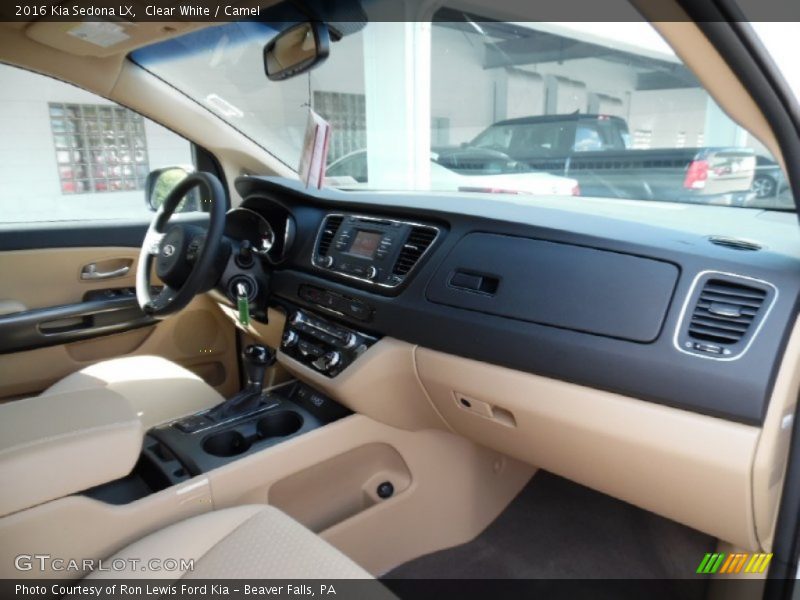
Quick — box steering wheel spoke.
[153,285,177,308]
[144,232,165,255]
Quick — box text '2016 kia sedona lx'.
[1,1,800,599]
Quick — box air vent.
[392,226,438,276]
[317,215,343,257]
[676,274,776,360]
[708,236,762,251]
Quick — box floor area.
[384,471,715,593]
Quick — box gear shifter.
[243,344,270,393]
[208,344,275,420]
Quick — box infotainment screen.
[348,230,383,259]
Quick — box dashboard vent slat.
[686,278,768,348]
[392,227,437,276]
[317,215,343,257]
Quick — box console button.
[298,340,324,358]
[300,286,322,302]
[346,300,372,321]
[174,415,212,433]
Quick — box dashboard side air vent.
[392,226,438,276]
[675,273,776,360]
[317,215,343,257]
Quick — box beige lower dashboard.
[276,318,800,552]
[415,346,760,549]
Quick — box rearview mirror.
[145,166,200,212]
[264,22,330,82]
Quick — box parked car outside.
[325,149,580,197]
[436,113,757,206]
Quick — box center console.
[84,341,352,506]
[85,379,350,505]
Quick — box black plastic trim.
[0,214,211,252]
[239,177,800,426]
[426,233,679,343]
[0,296,155,354]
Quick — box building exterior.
[0,64,192,223]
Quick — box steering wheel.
[136,172,227,318]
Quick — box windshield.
[132,15,792,210]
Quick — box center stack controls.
[313,214,439,288]
[281,309,377,377]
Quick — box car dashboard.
[225,175,800,428]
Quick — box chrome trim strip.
[672,270,778,362]
[311,213,441,289]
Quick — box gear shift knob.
[243,344,273,393]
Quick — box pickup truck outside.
[435,113,758,206]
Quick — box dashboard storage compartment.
[270,442,411,532]
[416,347,760,549]
[426,233,678,343]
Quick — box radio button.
[346,301,371,321]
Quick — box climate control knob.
[319,255,334,268]
[365,266,378,280]
[282,330,298,348]
[321,350,341,372]
[343,332,359,349]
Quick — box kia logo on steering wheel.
[162,244,176,257]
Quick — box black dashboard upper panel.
[426,233,679,343]
[236,176,800,425]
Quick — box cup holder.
[257,411,303,439]
[203,430,251,458]
[202,411,304,458]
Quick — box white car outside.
[325,150,580,197]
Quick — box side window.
[574,125,604,152]
[0,63,197,224]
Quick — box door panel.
[0,246,239,400]
[0,247,142,310]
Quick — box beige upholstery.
[43,355,224,428]
[0,388,142,517]
[87,505,374,580]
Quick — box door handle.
[81,263,131,280]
